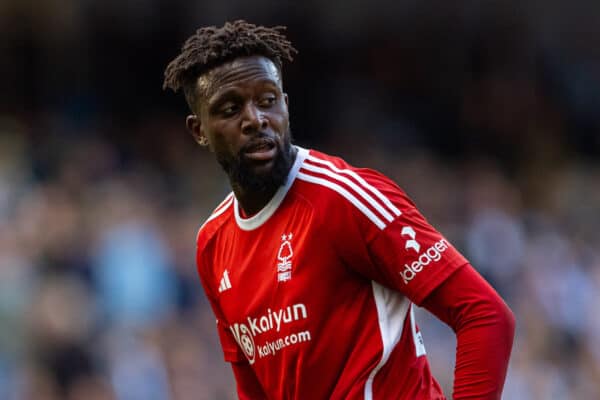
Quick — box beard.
[217,131,294,194]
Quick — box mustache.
[239,134,278,155]
[216,128,294,193]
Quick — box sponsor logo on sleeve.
[399,238,449,284]
[401,226,421,253]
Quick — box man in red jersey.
[163,20,515,399]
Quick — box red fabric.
[196,148,513,398]
[196,148,465,398]
[231,362,267,399]
[422,265,515,400]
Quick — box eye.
[258,94,277,108]
[220,102,239,117]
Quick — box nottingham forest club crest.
[277,233,294,282]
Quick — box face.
[187,56,294,193]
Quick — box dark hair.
[163,20,297,110]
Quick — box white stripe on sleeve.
[300,162,394,222]
[297,171,386,229]
[306,155,402,217]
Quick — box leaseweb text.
[257,330,312,358]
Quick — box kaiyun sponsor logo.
[257,330,312,358]
[230,303,309,364]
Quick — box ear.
[283,93,289,107]
[186,115,208,147]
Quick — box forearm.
[422,265,515,399]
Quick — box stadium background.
[1,1,599,398]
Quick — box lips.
[243,138,277,162]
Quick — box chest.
[204,195,380,371]
[211,199,363,327]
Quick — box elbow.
[504,303,516,333]
[465,293,516,348]
[499,300,516,347]
[480,296,516,354]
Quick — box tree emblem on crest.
[277,233,293,281]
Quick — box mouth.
[242,138,277,162]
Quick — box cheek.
[271,108,290,131]
[208,122,241,150]
[209,134,228,152]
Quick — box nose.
[241,103,268,134]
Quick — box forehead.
[197,56,282,101]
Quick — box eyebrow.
[208,79,281,106]
[209,89,241,105]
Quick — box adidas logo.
[218,269,232,293]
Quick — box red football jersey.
[196,147,469,399]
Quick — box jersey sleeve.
[340,168,469,305]
[196,242,247,363]
[422,264,515,399]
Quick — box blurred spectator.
[0,1,599,398]
[92,203,177,328]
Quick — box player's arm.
[322,164,514,397]
[421,264,515,400]
[231,361,267,399]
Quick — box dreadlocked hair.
[163,20,298,109]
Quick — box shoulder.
[196,192,235,252]
[298,149,406,198]
[296,149,408,230]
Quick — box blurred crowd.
[1,1,600,399]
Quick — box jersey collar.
[234,146,309,231]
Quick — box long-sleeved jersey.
[196,147,471,399]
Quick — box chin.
[221,138,294,193]
[239,153,290,193]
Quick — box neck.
[233,185,278,217]
[232,146,297,216]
